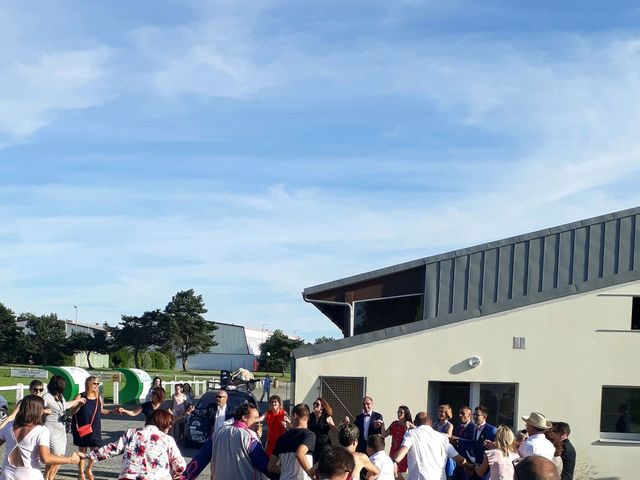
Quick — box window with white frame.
[600,386,640,440]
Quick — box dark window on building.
[353,294,423,335]
[480,383,517,429]
[632,297,640,330]
[600,387,640,437]
[428,381,518,430]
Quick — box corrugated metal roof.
[297,206,640,357]
[208,322,250,355]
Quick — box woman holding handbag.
[71,376,118,480]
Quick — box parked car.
[184,385,257,447]
[0,394,8,422]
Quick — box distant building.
[17,319,109,369]
[187,323,297,371]
[187,322,260,371]
[295,206,640,479]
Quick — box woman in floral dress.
[90,409,186,480]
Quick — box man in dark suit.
[452,406,476,480]
[466,406,497,480]
[354,396,384,453]
[552,422,576,480]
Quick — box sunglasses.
[92,382,100,386]
[32,388,44,393]
[313,402,321,407]
[216,396,226,399]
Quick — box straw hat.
[521,411,552,430]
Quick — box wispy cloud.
[0,48,113,142]
[1,3,640,340]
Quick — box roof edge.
[304,206,640,295]
[295,269,640,358]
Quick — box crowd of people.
[0,379,577,480]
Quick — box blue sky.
[2,1,640,341]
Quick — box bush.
[138,352,153,370]
[168,353,176,369]
[110,349,134,368]
[149,351,169,370]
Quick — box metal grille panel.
[319,376,365,445]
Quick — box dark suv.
[185,386,257,446]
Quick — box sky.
[2,1,640,342]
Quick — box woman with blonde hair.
[308,397,337,462]
[0,395,84,480]
[433,405,454,478]
[433,404,454,437]
[473,425,520,480]
[71,376,118,480]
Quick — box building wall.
[187,353,255,371]
[295,281,640,479]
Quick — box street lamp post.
[74,305,78,324]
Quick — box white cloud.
[0,48,113,139]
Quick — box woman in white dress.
[0,395,83,480]
[42,376,87,480]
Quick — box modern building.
[294,206,640,479]
[16,319,110,368]
[187,322,257,371]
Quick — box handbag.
[75,397,99,438]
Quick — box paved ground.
[0,384,291,480]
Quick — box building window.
[428,381,518,430]
[600,386,640,440]
[632,298,640,330]
[353,294,423,335]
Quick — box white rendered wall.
[295,281,640,479]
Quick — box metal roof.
[297,206,640,357]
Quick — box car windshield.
[195,390,256,414]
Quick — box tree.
[0,303,23,363]
[257,329,305,373]
[313,336,336,344]
[162,289,217,371]
[110,310,164,369]
[20,312,66,365]
[65,330,111,370]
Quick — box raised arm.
[116,406,143,417]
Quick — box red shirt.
[265,409,287,456]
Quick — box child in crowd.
[366,434,394,480]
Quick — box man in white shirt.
[392,412,468,480]
[366,434,394,480]
[518,412,555,460]
[212,389,229,434]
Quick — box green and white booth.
[116,368,152,404]
[43,366,90,401]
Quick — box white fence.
[0,378,214,405]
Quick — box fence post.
[16,384,24,402]
[113,382,119,405]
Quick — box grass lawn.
[0,364,290,407]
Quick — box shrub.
[138,351,153,370]
[110,349,134,368]
[150,351,169,370]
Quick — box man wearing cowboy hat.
[518,412,555,460]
